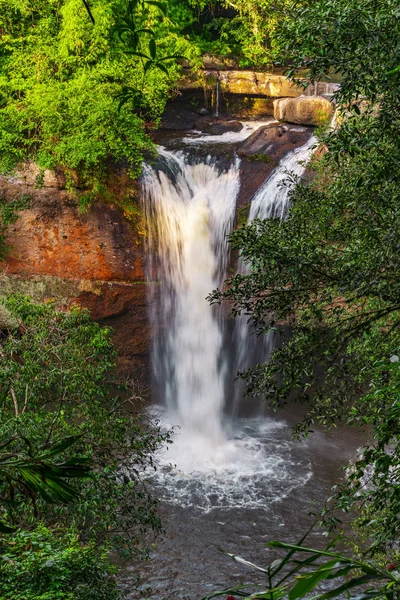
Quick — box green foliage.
[236,202,250,229]
[210,0,400,558]
[203,527,400,599]
[0,0,194,192]
[0,525,120,599]
[0,295,169,558]
[0,434,92,533]
[247,154,272,163]
[168,0,284,67]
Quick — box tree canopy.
[0,0,197,194]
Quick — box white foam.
[148,408,312,512]
[181,120,275,145]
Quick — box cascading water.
[120,125,364,599]
[231,137,317,413]
[142,149,240,446]
[248,136,316,221]
[139,128,316,511]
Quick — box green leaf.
[289,559,340,600]
[154,62,169,75]
[145,0,167,15]
[40,435,83,459]
[318,574,386,600]
[149,39,156,60]
[0,521,17,533]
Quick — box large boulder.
[274,96,333,126]
[195,117,243,135]
[237,123,311,157]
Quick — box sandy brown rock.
[274,96,333,126]
[181,71,304,98]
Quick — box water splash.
[182,120,275,146]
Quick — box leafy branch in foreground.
[0,294,169,557]
[0,434,92,532]
[203,526,400,600]
[210,0,400,558]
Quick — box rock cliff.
[0,176,150,377]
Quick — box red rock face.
[3,190,144,281]
[0,177,151,378]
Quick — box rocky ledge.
[236,123,313,206]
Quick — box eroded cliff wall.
[0,176,150,378]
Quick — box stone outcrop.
[237,123,310,157]
[0,177,150,377]
[15,161,72,189]
[235,124,313,208]
[180,70,340,100]
[274,96,333,126]
[195,117,243,135]
[181,71,304,98]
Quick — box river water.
[120,122,364,599]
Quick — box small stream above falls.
[120,122,364,599]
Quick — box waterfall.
[141,136,315,443]
[232,137,316,412]
[141,149,240,444]
[140,133,316,510]
[215,77,220,117]
[249,136,316,221]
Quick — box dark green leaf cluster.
[210,0,400,555]
[0,295,169,558]
[0,525,120,599]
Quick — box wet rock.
[159,105,198,131]
[195,117,243,135]
[237,123,310,157]
[274,95,333,126]
[236,124,313,209]
[198,107,210,116]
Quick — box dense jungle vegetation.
[1,0,400,598]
